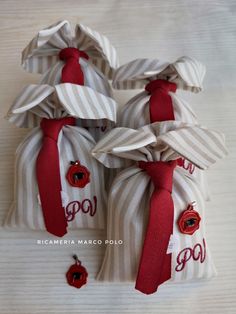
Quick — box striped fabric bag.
[22,20,119,96]
[91,122,227,293]
[4,83,117,235]
[112,56,210,200]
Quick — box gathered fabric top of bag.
[112,56,205,93]
[22,20,119,80]
[6,83,117,129]
[92,121,227,169]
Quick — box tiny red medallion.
[66,160,90,188]
[178,202,201,235]
[66,255,88,289]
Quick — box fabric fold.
[112,56,205,92]
[22,20,119,79]
[92,121,227,170]
[6,83,117,129]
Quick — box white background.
[0,0,235,313]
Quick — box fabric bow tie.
[59,47,89,85]
[145,79,177,122]
[36,117,75,237]
[135,160,177,294]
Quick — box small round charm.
[66,160,90,188]
[66,255,88,289]
[178,202,201,235]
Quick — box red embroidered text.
[175,238,206,272]
[178,158,195,174]
[65,196,97,222]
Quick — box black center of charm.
[73,172,84,182]
[185,218,196,227]
[72,272,82,280]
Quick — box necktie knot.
[145,79,177,94]
[139,160,176,192]
[59,47,89,62]
[40,117,75,142]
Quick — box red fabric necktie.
[36,117,75,237]
[135,160,177,295]
[145,79,177,122]
[59,47,89,85]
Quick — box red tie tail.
[135,160,176,294]
[36,117,75,237]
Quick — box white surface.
[0,0,235,313]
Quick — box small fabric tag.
[37,194,41,206]
[167,234,179,254]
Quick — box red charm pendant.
[178,202,201,235]
[66,160,90,188]
[66,255,88,289]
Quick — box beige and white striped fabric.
[22,20,119,80]
[91,122,227,283]
[112,56,205,93]
[40,58,112,97]
[119,90,198,128]
[4,83,119,231]
[6,84,117,130]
